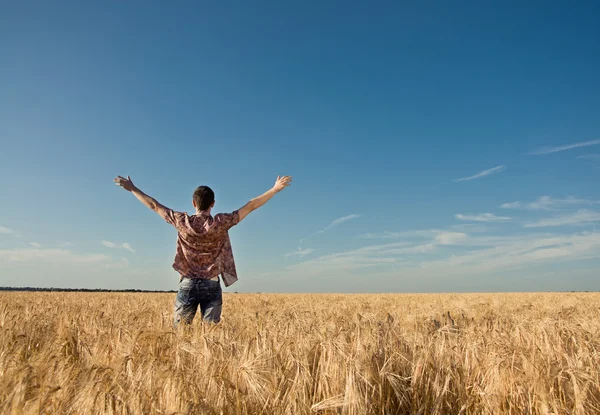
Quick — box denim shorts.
[173,277,222,327]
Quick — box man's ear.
[192,199,197,209]
[211,201,215,208]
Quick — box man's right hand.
[273,176,293,193]
[238,175,293,222]
[114,175,136,192]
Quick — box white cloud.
[449,223,489,233]
[0,226,20,237]
[419,232,600,274]
[329,214,361,227]
[379,243,437,255]
[455,213,511,222]
[289,230,471,274]
[0,226,15,235]
[435,232,468,245]
[101,240,135,253]
[502,196,600,211]
[529,139,600,155]
[453,165,505,183]
[0,248,110,264]
[360,231,404,239]
[104,258,130,270]
[359,229,440,239]
[299,214,361,244]
[286,229,600,279]
[361,229,475,241]
[29,242,42,248]
[284,248,315,258]
[121,243,135,253]
[527,196,597,211]
[500,201,522,209]
[524,210,600,228]
[287,250,397,273]
[577,154,600,160]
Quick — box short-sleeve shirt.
[161,209,240,286]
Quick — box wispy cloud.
[288,230,469,274]
[577,154,600,160]
[359,229,440,239]
[287,250,397,273]
[284,248,315,258]
[500,201,522,209]
[501,196,600,211]
[101,240,136,253]
[324,214,361,231]
[121,243,135,253]
[29,242,42,248]
[455,213,511,222]
[449,223,489,233]
[529,139,600,155]
[299,214,361,244]
[524,210,600,228]
[0,248,110,264]
[527,196,597,210]
[104,258,130,270]
[287,229,600,278]
[453,165,505,183]
[418,231,600,274]
[435,232,468,245]
[0,226,14,235]
[361,228,483,240]
[0,226,19,237]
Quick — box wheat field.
[1,292,599,414]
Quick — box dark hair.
[193,186,215,211]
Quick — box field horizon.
[1,286,598,294]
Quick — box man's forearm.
[237,176,291,221]
[247,188,277,212]
[131,186,161,211]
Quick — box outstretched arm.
[113,176,169,217]
[238,176,292,221]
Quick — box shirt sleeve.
[215,210,240,231]
[161,208,189,231]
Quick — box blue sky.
[1,1,599,292]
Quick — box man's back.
[161,209,239,282]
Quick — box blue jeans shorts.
[173,277,222,327]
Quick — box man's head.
[193,186,215,212]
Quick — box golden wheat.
[1,292,599,414]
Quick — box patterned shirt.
[161,209,240,287]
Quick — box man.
[113,174,292,326]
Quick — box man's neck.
[196,209,212,216]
